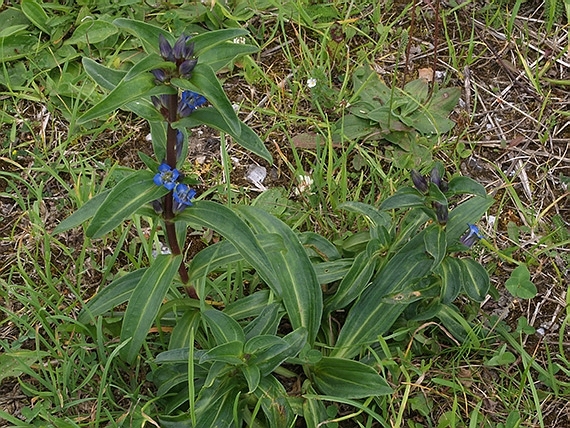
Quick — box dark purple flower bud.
[460,223,484,248]
[179,59,198,77]
[159,34,174,62]
[411,169,429,193]
[433,202,448,225]
[184,41,195,59]
[430,167,441,188]
[151,68,167,83]
[152,199,163,214]
[176,130,184,160]
[173,34,191,60]
[151,95,161,109]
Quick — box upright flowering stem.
[163,93,193,294]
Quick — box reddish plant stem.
[162,93,196,298]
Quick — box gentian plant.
[54,20,504,427]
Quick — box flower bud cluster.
[411,167,449,225]
[151,33,198,83]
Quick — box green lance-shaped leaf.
[247,328,307,376]
[237,206,323,345]
[223,290,273,320]
[446,195,495,245]
[241,364,261,393]
[52,189,111,234]
[189,377,241,428]
[324,250,376,314]
[424,224,446,269]
[113,19,249,65]
[338,201,391,229]
[177,201,280,293]
[187,233,284,283]
[254,376,295,428]
[243,303,282,340]
[64,19,118,45]
[199,341,244,365]
[379,186,426,210]
[198,42,258,72]
[78,269,146,324]
[177,107,272,163]
[311,357,393,399]
[436,257,462,304]
[112,18,168,54]
[202,309,246,345]
[82,58,166,122]
[446,176,487,198]
[119,254,181,363]
[83,57,126,89]
[172,63,240,135]
[86,170,169,239]
[78,72,157,124]
[458,258,490,302]
[21,0,50,34]
[332,231,434,359]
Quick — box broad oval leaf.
[458,258,490,302]
[86,170,169,239]
[504,264,537,299]
[311,357,393,399]
[119,254,182,363]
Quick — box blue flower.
[153,163,179,191]
[460,223,484,248]
[173,183,196,212]
[178,90,207,117]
